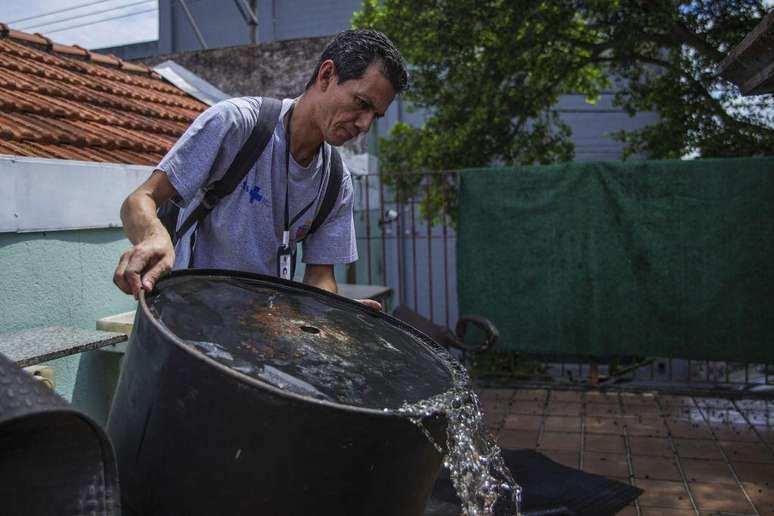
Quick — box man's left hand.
[357,299,382,311]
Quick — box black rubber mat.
[426,448,642,515]
[0,352,120,516]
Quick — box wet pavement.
[478,388,774,515]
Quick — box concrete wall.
[0,229,136,424]
[140,37,330,99]
[0,155,147,424]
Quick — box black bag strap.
[306,147,343,237]
[173,97,283,244]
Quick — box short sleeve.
[156,102,240,207]
[301,168,358,265]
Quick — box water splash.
[396,360,522,516]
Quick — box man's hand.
[303,265,383,311]
[115,170,178,297]
[114,233,175,297]
[356,299,382,311]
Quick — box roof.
[0,23,208,166]
[718,11,774,96]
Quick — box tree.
[353,1,774,217]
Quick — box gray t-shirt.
[157,97,358,276]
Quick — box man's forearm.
[303,264,337,293]
[121,170,178,245]
[121,192,166,245]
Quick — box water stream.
[395,357,523,516]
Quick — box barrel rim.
[138,268,458,419]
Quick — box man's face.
[318,61,396,146]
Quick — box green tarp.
[457,158,774,363]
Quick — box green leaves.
[355,0,774,218]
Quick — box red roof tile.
[0,23,207,166]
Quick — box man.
[113,29,407,309]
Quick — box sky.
[0,0,158,50]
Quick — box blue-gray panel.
[271,0,363,41]
[160,0,364,51]
[165,0,250,52]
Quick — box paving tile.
[582,452,630,478]
[628,436,675,458]
[694,398,736,409]
[742,481,774,514]
[543,415,581,433]
[585,433,627,454]
[733,461,774,487]
[755,425,774,444]
[512,389,548,402]
[497,430,538,449]
[485,414,510,429]
[544,401,582,416]
[482,405,508,417]
[660,405,705,420]
[736,399,771,411]
[480,401,511,414]
[585,403,623,417]
[701,407,747,425]
[542,449,580,469]
[538,431,580,452]
[622,404,663,416]
[509,401,544,415]
[584,416,627,435]
[584,391,620,404]
[615,505,638,516]
[681,458,736,484]
[483,407,509,418]
[479,388,516,402]
[719,441,774,463]
[634,479,693,509]
[710,423,762,442]
[638,509,696,516]
[502,414,542,431]
[658,395,697,408]
[630,455,682,481]
[745,410,774,426]
[673,438,725,460]
[549,390,583,402]
[690,481,755,513]
[666,419,714,439]
[624,416,669,438]
[621,392,659,404]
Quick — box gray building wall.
[156,0,361,53]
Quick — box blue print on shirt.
[242,180,264,204]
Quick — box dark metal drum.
[107,269,455,516]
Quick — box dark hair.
[305,29,408,93]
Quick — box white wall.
[0,155,150,233]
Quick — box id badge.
[278,247,292,280]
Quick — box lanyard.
[278,102,326,280]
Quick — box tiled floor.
[478,388,774,515]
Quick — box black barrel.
[107,269,454,516]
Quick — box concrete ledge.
[0,326,127,367]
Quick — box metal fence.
[350,170,773,393]
[351,170,458,326]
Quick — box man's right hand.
[113,233,175,298]
[115,170,179,297]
